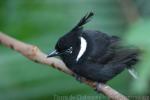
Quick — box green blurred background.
[0,0,150,100]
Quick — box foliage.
[124,19,150,94]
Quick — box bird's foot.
[94,82,102,93]
[74,74,84,83]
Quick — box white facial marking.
[76,37,87,61]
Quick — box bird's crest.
[71,12,94,31]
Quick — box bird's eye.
[66,47,73,54]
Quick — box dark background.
[0,0,150,100]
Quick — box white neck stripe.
[76,37,87,61]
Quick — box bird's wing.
[85,32,137,65]
[83,30,139,79]
[83,30,117,64]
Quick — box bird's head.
[47,28,81,59]
[47,12,94,61]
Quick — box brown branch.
[0,32,128,100]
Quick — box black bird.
[47,12,139,83]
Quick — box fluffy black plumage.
[47,12,139,83]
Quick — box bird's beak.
[47,50,65,58]
[47,50,59,57]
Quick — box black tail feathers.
[108,48,139,66]
[72,12,94,31]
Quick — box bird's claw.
[74,74,84,83]
[94,82,101,93]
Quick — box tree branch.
[0,32,128,100]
